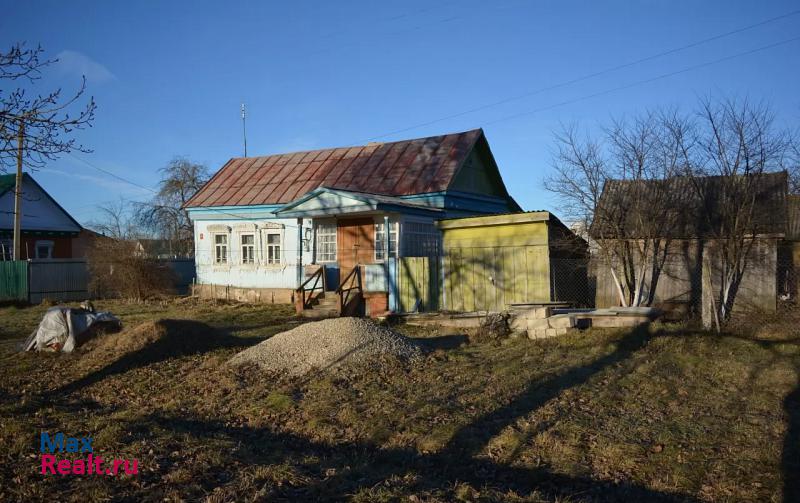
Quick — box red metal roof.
[185,129,483,208]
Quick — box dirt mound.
[228,317,423,376]
[79,319,240,369]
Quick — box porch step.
[299,293,340,319]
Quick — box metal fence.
[0,258,196,304]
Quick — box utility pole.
[241,103,248,157]
[13,117,24,261]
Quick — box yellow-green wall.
[440,217,551,311]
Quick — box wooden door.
[337,217,375,281]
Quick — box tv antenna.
[241,103,248,157]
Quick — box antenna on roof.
[241,103,248,157]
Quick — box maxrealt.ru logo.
[40,432,138,476]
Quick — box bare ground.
[0,298,798,502]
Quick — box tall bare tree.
[546,112,688,307]
[136,158,209,257]
[0,43,97,259]
[681,97,791,324]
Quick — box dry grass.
[0,299,798,502]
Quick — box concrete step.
[300,308,339,319]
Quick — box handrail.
[297,265,325,309]
[336,264,362,314]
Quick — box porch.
[276,187,443,318]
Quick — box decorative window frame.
[257,221,285,267]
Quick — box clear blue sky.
[3,0,799,224]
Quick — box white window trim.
[374,221,398,262]
[34,240,54,260]
[240,232,256,265]
[213,233,229,264]
[264,230,282,265]
[315,221,337,263]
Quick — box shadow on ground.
[53,319,256,396]
[126,325,700,501]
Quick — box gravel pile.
[228,317,423,376]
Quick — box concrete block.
[555,327,569,335]
[509,315,527,333]
[533,307,552,319]
[547,314,576,329]
[526,318,550,331]
[545,328,557,337]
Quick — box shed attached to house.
[436,212,588,312]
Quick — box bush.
[87,238,177,300]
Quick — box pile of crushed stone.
[228,317,423,376]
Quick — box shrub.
[87,238,176,300]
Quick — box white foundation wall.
[193,218,313,289]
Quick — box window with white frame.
[35,240,54,259]
[265,232,281,264]
[315,222,336,262]
[402,222,440,257]
[241,234,255,264]
[374,221,398,261]
[214,234,228,264]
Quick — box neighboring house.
[590,171,793,316]
[184,129,520,310]
[0,173,83,260]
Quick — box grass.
[0,298,798,502]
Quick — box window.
[266,233,281,264]
[35,240,54,260]
[374,222,398,261]
[241,234,255,264]
[315,222,337,262]
[214,234,228,264]
[402,222,440,257]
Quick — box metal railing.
[296,265,326,309]
[336,265,362,316]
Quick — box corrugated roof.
[590,172,788,239]
[185,129,483,208]
[590,172,789,239]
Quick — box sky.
[3,0,799,225]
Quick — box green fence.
[0,261,28,301]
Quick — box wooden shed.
[436,212,588,312]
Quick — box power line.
[361,8,800,142]
[482,35,800,127]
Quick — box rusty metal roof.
[185,129,484,208]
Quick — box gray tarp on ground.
[22,307,121,353]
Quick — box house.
[437,212,588,312]
[184,129,520,313]
[0,173,84,260]
[590,171,794,317]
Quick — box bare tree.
[88,199,141,240]
[0,42,97,259]
[546,113,687,307]
[682,97,791,325]
[135,158,209,257]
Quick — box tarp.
[22,307,121,353]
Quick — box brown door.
[337,217,375,282]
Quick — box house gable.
[0,173,82,235]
